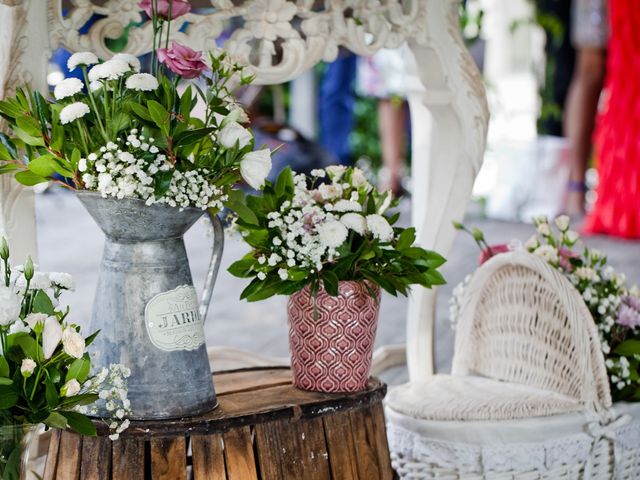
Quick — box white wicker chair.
[385,250,640,479]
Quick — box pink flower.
[478,243,510,265]
[617,296,640,329]
[157,42,209,79]
[139,0,192,20]
[558,247,578,271]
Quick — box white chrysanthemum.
[125,73,158,91]
[54,77,83,100]
[554,215,570,232]
[112,53,141,72]
[317,220,348,249]
[340,213,367,235]
[333,200,361,213]
[67,51,99,71]
[88,59,129,82]
[89,81,102,92]
[534,244,558,263]
[60,102,90,124]
[49,272,74,290]
[366,214,394,242]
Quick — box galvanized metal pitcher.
[77,191,224,419]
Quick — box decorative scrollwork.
[47,0,425,84]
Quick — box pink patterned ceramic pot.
[287,281,381,393]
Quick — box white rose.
[61,379,81,397]
[536,223,551,236]
[366,214,394,242]
[218,121,252,149]
[42,316,63,359]
[340,213,367,235]
[325,165,346,181]
[318,183,343,200]
[316,220,349,249]
[524,235,539,251]
[8,320,30,335]
[554,215,570,232]
[20,358,36,377]
[534,244,558,263]
[240,149,272,190]
[24,313,47,330]
[351,168,369,188]
[0,286,21,326]
[565,230,580,244]
[62,328,85,359]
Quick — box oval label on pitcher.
[145,285,205,352]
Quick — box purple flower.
[157,42,209,79]
[617,296,640,329]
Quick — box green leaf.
[614,340,640,356]
[244,229,269,249]
[174,127,216,148]
[14,334,39,360]
[228,258,255,278]
[0,143,12,161]
[32,289,55,315]
[70,148,81,171]
[15,170,48,186]
[129,102,152,122]
[28,155,57,177]
[226,190,259,225]
[65,356,90,383]
[0,356,9,378]
[47,365,61,384]
[0,133,17,159]
[45,377,59,408]
[180,85,194,118]
[0,99,24,119]
[111,112,130,133]
[33,91,50,130]
[12,127,44,147]
[275,167,294,197]
[16,115,42,137]
[84,330,100,347]
[322,271,339,296]
[154,169,174,199]
[60,411,96,436]
[0,378,12,386]
[44,412,68,430]
[147,100,170,135]
[0,164,20,175]
[396,228,416,251]
[59,393,99,409]
[0,385,18,409]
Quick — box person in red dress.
[584,0,640,238]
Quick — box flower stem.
[81,66,108,142]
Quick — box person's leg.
[319,54,357,165]
[563,47,606,215]
[377,98,406,194]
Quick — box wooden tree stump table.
[43,367,393,479]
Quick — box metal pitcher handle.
[199,212,224,322]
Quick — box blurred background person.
[563,0,608,216]
[584,0,640,238]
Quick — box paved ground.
[34,190,640,385]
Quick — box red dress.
[584,0,640,238]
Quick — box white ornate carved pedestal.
[0,0,488,380]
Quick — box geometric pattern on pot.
[287,281,381,393]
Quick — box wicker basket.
[385,251,640,479]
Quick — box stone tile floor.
[35,190,640,385]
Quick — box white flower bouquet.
[452,216,640,402]
[0,237,130,447]
[0,1,271,211]
[228,166,446,300]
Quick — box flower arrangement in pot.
[229,166,446,392]
[0,1,272,418]
[0,238,130,478]
[452,215,640,402]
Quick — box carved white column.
[0,0,51,261]
[405,0,489,380]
